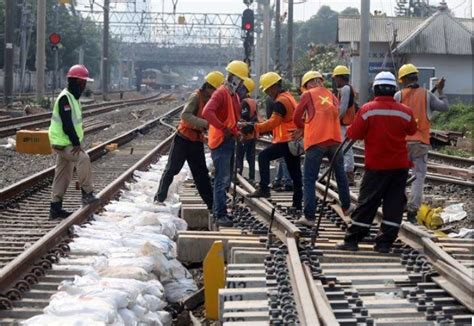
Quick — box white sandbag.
[107,256,155,273]
[441,203,467,223]
[69,238,121,255]
[21,314,108,326]
[158,311,173,326]
[143,294,167,311]
[144,279,165,297]
[142,311,164,325]
[130,303,147,320]
[98,266,152,282]
[163,277,198,303]
[118,308,138,326]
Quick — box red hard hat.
[67,64,94,82]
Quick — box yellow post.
[203,240,225,320]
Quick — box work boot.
[335,241,359,252]
[283,184,294,192]
[342,203,356,216]
[374,245,391,254]
[271,181,282,190]
[248,187,271,198]
[49,201,72,220]
[216,215,234,227]
[295,216,315,227]
[406,210,417,224]
[81,189,99,205]
[346,172,355,187]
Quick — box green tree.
[340,7,360,16]
[0,1,6,68]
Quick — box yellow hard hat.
[259,72,282,92]
[398,64,419,82]
[243,77,255,93]
[301,70,323,88]
[332,65,350,76]
[226,60,249,80]
[204,71,225,89]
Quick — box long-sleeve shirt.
[347,96,417,170]
[180,91,208,129]
[58,95,80,146]
[202,85,240,133]
[338,85,352,119]
[254,101,286,134]
[394,84,449,120]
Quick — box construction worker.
[202,60,249,227]
[293,71,354,227]
[242,72,302,211]
[154,71,225,209]
[336,71,417,253]
[235,77,258,183]
[332,65,356,186]
[48,64,98,219]
[395,64,449,223]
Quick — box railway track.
[0,101,183,322]
[0,92,172,138]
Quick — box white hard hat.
[373,71,397,88]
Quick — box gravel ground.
[0,97,182,189]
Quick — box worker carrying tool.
[154,71,225,209]
[202,60,248,227]
[332,65,357,186]
[395,63,449,223]
[235,77,259,183]
[293,71,354,227]
[336,71,417,253]
[241,72,303,211]
[48,64,98,219]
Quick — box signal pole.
[3,0,15,107]
[36,0,46,102]
[274,0,281,72]
[102,0,110,100]
[286,0,294,82]
[359,0,370,104]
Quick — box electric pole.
[274,0,281,72]
[102,0,110,101]
[286,0,294,82]
[359,0,370,104]
[3,0,15,107]
[262,0,270,73]
[36,0,46,102]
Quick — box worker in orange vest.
[236,77,259,183]
[241,72,303,211]
[395,64,449,223]
[154,71,225,209]
[202,60,249,227]
[293,71,355,227]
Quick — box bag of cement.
[98,266,153,282]
[21,314,108,326]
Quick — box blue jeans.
[303,145,351,219]
[274,159,293,186]
[211,138,235,218]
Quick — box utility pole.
[102,0,110,101]
[3,0,15,107]
[274,0,281,72]
[286,0,294,82]
[36,0,46,102]
[359,0,370,104]
[262,0,270,73]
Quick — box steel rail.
[0,104,183,294]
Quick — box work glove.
[240,123,255,135]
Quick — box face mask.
[236,84,248,99]
[227,75,243,94]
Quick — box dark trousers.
[236,140,256,181]
[258,142,302,210]
[344,168,408,248]
[156,133,213,209]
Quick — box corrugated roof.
[394,10,473,55]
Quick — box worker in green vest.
[48,64,98,219]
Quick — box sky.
[143,0,474,20]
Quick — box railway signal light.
[49,32,61,51]
[242,8,254,32]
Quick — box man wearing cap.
[154,71,225,209]
[48,64,98,219]
[336,71,417,253]
[395,64,449,223]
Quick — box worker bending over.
[235,78,258,183]
[154,71,224,209]
[242,72,302,211]
[202,60,248,227]
[48,65,98,219]
[395,64,449,223]
[337,72,417,253]
[293,71,354,227]
[332,65,356,186]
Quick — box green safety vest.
[48,89,84,146]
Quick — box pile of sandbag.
[22,157,198,325]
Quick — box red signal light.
[244,23,252,30]
[49,33,61,45]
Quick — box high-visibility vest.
[303,87,342,150]
[48,89,84,146]
[208,86,237,149]
[273,91,297,143]
[242,97,263,123]
[401,87,430,144]
[338,85,356,125]
[177,90,206,142]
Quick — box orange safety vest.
[242,97,263,123]
[304,87,342,150]
[177,90,206,142]
[208,86,237,149]
[338,85,356,126]
[401,87,430,144]
[273,92,297,143]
